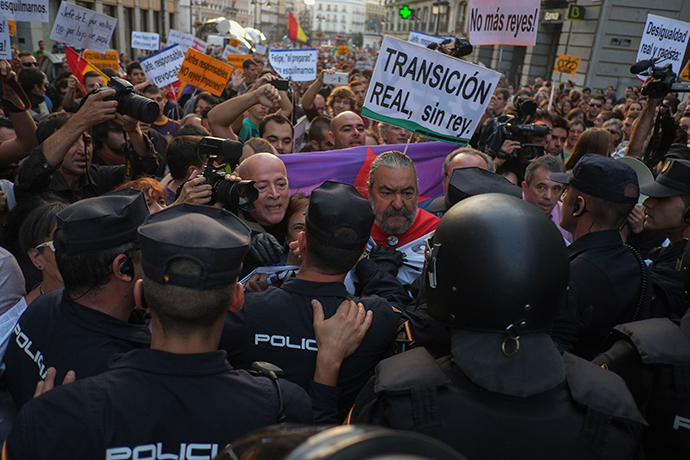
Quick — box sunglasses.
[35,241,55,252]
[22,61,38,67]
[589,103,602,108]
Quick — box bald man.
[328,111,365,150]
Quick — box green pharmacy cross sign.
[399,6,412,19]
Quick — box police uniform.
[4,189,152,408]
[6,203,314,460]
[221,182,406,421]
[550,155,650,360]
[351,194,644,459]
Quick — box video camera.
[630,58,690,98]
[485,97,550,164]
[427,37,473,59]
[195,137,259,213]
[84,77,160,124]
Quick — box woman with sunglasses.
[19,200,69,304]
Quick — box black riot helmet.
[426,193,569,333]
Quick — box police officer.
[638,158,690,319]
[5,204,314,459]
[220,181,408,421]
[4,189,152,408]
[550,154,651,359]
[349,194,645,459]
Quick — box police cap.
[56,188,149,255]
[640,158,690,197]
[138,203,251,290]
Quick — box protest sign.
[554,54,580,75]
[132,31,159,50]
[680,59,690,82]
[356,60,373,70]
[292,116,308,152]
[7,20,13,36]
[223,44,240,56]
[408,30,447,47]
[140,44,185,87]
[169,29,207,53]
[0,15,10,59]
[50,1,116,54]
[177,47,232,97]
[362,36,500,145]
[0,0,48,23]
[227,37,241,48]
[468,0,540,46]
[337,45,348,56]
[635,14,690,81]
[226,53,251,69]
[255,44,267,55]
[269,48,317,81]
[82,49,119,71]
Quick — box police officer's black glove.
[247,233,284,266]
[369,245,405,277]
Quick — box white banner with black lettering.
[362,36,500,145]
[140,44,185,87]
[268,48,317,81]
[635,14,690,81]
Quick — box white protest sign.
[269,48,317,81]
[635,14,690,81]
[223,44,240,56]
[140,44,185,87]
[356,60,373,70]
[408,30,450,47]
[363,36,500,145]
[132,31,159,50]
[293,115,308,152]
[468,0,540,46]
[0,0,48,22]
[0,15,10,59]
[255,44,267,54]
[50,1,116,54]
[169,29,207,53]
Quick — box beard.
[376,204,416,235]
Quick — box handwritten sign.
[226,53,251,69]
[50,1,116,54]
[0,0,48,22]
[132,31,159,50]
[635,14,690,81]
[363,36,500,145]
[141,44,185,87]
[554,54,580,75]
[82,49,119,71]
[177,48,232,97]
[268,48,317,81]
[468,0,540,46]
[0,15,10,59]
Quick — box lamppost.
[433,0,449,36]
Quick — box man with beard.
[521,155,572,243]
[329,111,365,150]
[367,151,440,287]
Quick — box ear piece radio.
[572,201,581,214]
[119,257,134,277]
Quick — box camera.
[85,77,160,123]
[196,137,259,212]
[427,37,473,59]
[484,97,549,164]
[269,79,290,91]
[630,58,690,98]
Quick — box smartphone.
[324,72,349,85]
[269,79,290,91]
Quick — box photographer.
[14,87,159,204]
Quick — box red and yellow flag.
[288,11,308,43]
[64,45,110,92]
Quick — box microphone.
[630,58,658,74]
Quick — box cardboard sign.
[554,54,581,75]
[0,0,48,22]
[468,0,540,46]
[0,15,10,59]
[337,45,348,56]
[169,29,207,53]
[268,48,317,82]
[82,49,119,71]
[362,36,500,145]
[177,48,232,97]
[255,44,267,55]
[226,53,251,69]
[140,44,185,87]
[227,37,241,48]
[132,31,159,50]
[635,14,690,81]
[50,1,116,54]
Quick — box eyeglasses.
[607,130,619,135]
[22,62,38,67]
[589,103,602,108]
[35,241,55,252]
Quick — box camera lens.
[118,92,160,124]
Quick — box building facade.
[312,0,367,44]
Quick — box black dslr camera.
[427,37,473,58]
[630,58,690,98]
[196,137,259,212]
[84,77,160,123]
[485,97,549,164]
